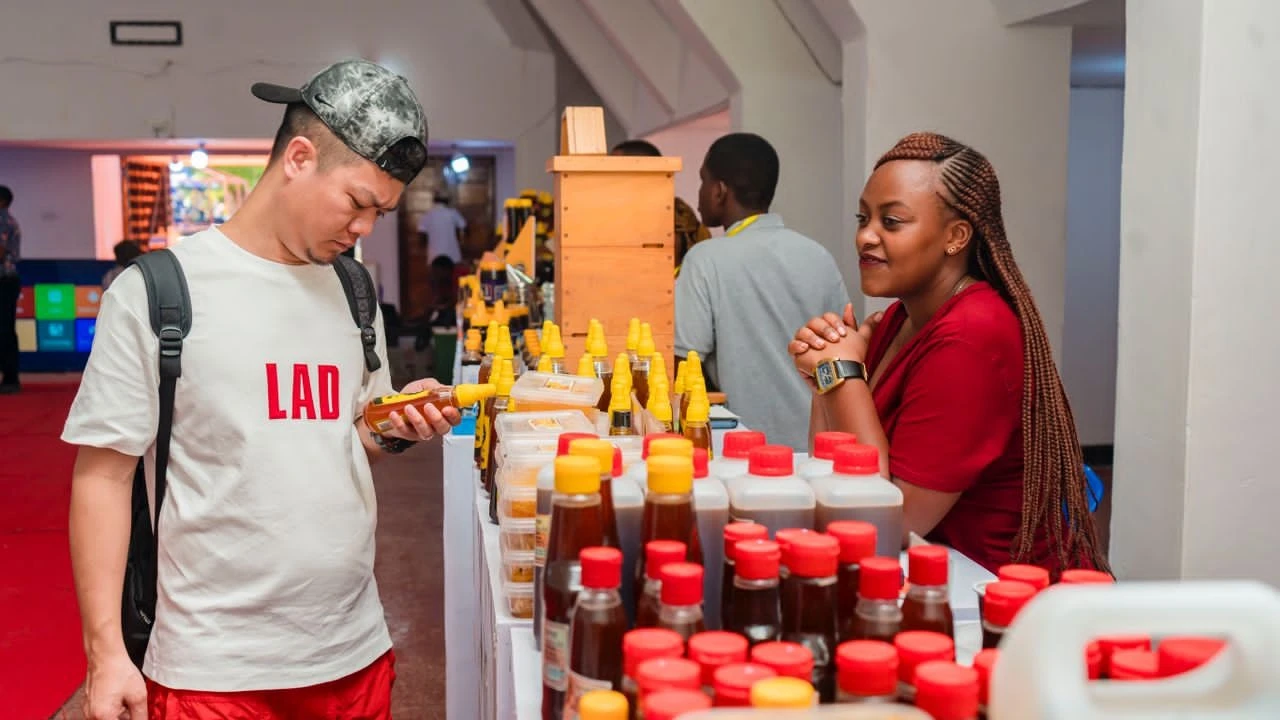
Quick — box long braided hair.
[876,132,1109,572]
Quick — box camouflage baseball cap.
[252,59,428,183]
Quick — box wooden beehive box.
[550,107,682,367]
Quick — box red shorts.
[146,650,396,719]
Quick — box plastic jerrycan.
[991,580,1280,719]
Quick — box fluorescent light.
[450,153,470,175]
[190,146,208,169]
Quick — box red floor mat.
[0,383,86,719]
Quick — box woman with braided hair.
[790,132,1108,574]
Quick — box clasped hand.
[789,303,883,386]
[381,378,462,442]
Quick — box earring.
[946,248,957,256]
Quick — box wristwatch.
[814,358,868,394]
[371,431,418,454]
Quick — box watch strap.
[372,432,418,454]
[831,359,867,381]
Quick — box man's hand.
[83,652,146,720]
[380,378,462,442]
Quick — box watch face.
[816,362,836,389]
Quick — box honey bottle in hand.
[363,383,496,435]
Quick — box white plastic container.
[691,448,730,630]
[810,444,902,558]
[508,370,603,412]
[611,466,645,625]
[727,445,815,537]
[495,409,595,445]
[798,431,859,482]
[709,430,767,484]
[992,580,1280,719]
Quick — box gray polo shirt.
[675,213,849,450]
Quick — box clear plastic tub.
[504,580,535,619]
[510,371,604,412]
[495,409,596,442]
[499,515,537,554]
[500,485,538,520]
[503,549,535,584]
[497,454,552,495]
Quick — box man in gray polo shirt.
[675,133,849,450]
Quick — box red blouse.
[865,282,1029,572]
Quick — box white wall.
[1061,88,1123,447]
[0,148,96,259]
[642,110,731,215]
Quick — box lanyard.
[675,214,762,277]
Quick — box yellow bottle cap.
[542,319,554,337]
[588,329,608,358]
[568,438,614,477]
[649,437,694,459]
[578,690,627,720]
[524,330,541,356]
[545,326,565,359]
[473,304,490,326]
[492,306,510,326]
[613,353,632,384]
[609,376,632,413]
[646,455,694,494]
[538,191,553,205]
[650,352,669,389]
[685,392,710,423]
[455,383,498,407]
[626,317,640,352]
[750,676,814,708]
[555,455,601,495]
[497,326,514,359]
[673,360,687,394]
[577,353,596,378]
[637,322,656,357]
[464,329,481,352]
[536,354,553,373]
[484,321,500,354]
[648,392,672,424]
[496,359,515,396]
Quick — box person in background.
[63,59,458,720]
[0,185,21,394]
[418,191,466,266]
[610,139,711,274]
[101,240,144,291]
[675,133,849,451]
[789,132,1107,575]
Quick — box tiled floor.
[53,440,448,719]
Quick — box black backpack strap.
[133,250,192,531]
[333,255,382,373]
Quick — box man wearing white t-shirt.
[417,192,466,265]
[63,60,457,720]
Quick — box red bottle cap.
[723,522,769,561]
[623,628,685,678]
[1096,635,1152,677]
[1109,649,1159,681]
[636,657,702,694]
[660,562,704,606]
[833,444,879,474]
[722,431,766,459]
[781,532,839,578]
[972,648,998,706]
[688,632,750,686]
[774,528,815,557]
[557,432,597,456]
[693,448,709,479]
[642,433,685,459]
[645,540,688,581]
[826,521,877,565]
[1087,642,1103,680]
[749,641,814,680]
[914,661,979,720]
[733,539,781,581]
[643,689,711,720]
[579,546,623,590]
[894,631,956,685]
[858,557,902,601]
[813,431,858,460]
[835,640,897,697]
[611,446,624,477]
[713,663,778,707]
[983,580,1037,627]
[747,445,793,476]
[1059,569,1114,585]
[908,545,949,586]
[997,563,1050,591]
[1157,637,1227,677]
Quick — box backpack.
[121,249,382,669]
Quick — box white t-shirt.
[62,227,395,691]
[416,204,466,263]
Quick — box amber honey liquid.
[781,575,839,702]
[683,422,713,460]
[720,560,736,631]
[632,360,650,409]
[479,395,498,492]
[364,387,465,436]
[542,495,605,720]
[599,475,621,550]
[836,563,861,643]
[566,590,626,719]
[633,494,703,608]
[635,581,661,628]
[474,356,495,464]
[657,604,705,642]
[594,359,613,412]
[851,598,902,644]
[486,395,511,523]
[727,577,781,647]
[901,587,954,640]
[609,411,634,437]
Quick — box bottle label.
[542,620,571,691]
[564,671,613,720]
[478,418,491,471]
[534,513,551,567]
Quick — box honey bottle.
[632,323,655,409]
[543,456,607,720]
[720,523,769,631]
[474,320,501,466]
[681,387,713,461]
[850,557,903,644]
[363,383,496,436]
[478,328,515,481]
[626,317,641,364]
[565,547,628,720]
[656,562,706,641]
[524,329,543,371]
[725,538,782,647]
[671,361,687,434]
[635,454,703,602]
[980,580,1035,649]
[835,640,899,704]
[472,304,492,341]
[568,439,623,550]
[544,324,569,374]
[485,359,517,524]
[459,329,484,384]
[635,540,687,629]
[686,631,749,697]
[901,545,954,641]
[913,660,978,720]
[679,352,703,426]
[590,324,613,413]
[893,631,955,705]
[609,354,635,437]
[538,354,554,373]
[826,521,878,643]
[578,352,596,379]
[621,629,684,720]
[779,532,840,702]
